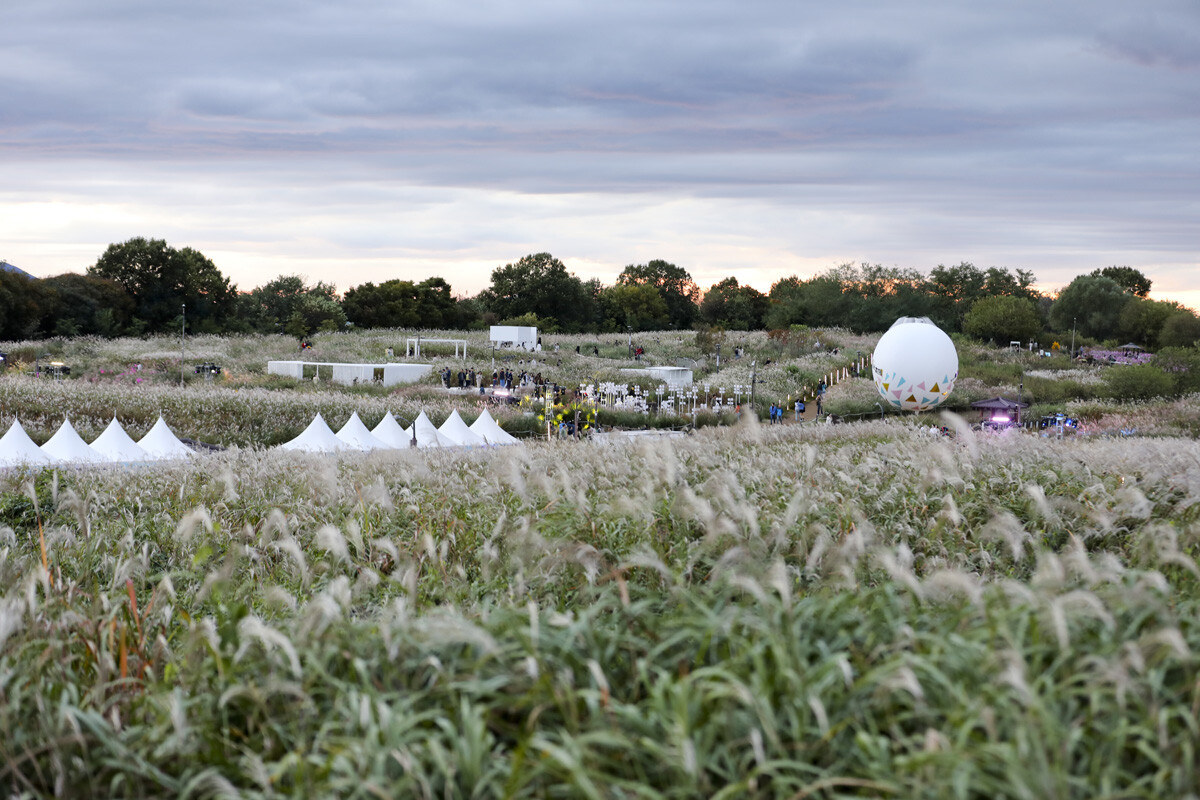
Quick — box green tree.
[480,253,594,332]
[600,283,671,332]
[238,275,342,334]
[616,260,699,329]
[1159,310,1200,349]
[1091,266,1151,298]
[342,277,464,330]
[962,295,1043,344]
[1049,275,1131,340]
[766,275,860,329]
[1104,363,1175,401]
[1117,297,1178,349]
[1154,347,1200,393]
[87,237,237,333]
[38,273,135,337]
[0,271,51,339]
[699,277,768,330]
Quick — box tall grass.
[2,419,1200,796]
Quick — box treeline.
[2,237,1198,350]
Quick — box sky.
[2,1,1198,310]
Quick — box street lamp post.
[180,304,186,387]
[1071,317,1076,357]
[750,360,757,417]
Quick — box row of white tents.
[279,409,519,452]
[0,409,520,468]
[0,416,193,468]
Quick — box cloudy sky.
[3,1,1198,308]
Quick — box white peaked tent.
[469,408,521,445]
[90,417,150,463]
[280,413,352,452]
[336,412,392,451]
[411,411,446,448]
[41,418,105,464]
[0,420,51,467]
[138,416,193,460]
[371,412,415,449]
[438,410,487,447]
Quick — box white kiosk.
[490,326,539,351]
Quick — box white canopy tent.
[438,410,487,447]
[411,411,446,448]
[41,419,105,464]
[138,416,193,460]
[0,420,51,468]
[336,412,392,451]
[469,408,521,445]
[371,412,415,449]
[279,413,352,453]
[90,417,150,463]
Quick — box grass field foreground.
[2,418,1200,797]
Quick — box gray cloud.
[1,1,1197,305]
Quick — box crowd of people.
[440,365,573,402]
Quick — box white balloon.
[872,318,959,411]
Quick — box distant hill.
[0,260,35,280]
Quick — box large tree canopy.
[343,277,462,330]
[480,253,594,332]
[700,277,768,330]
[0,270,49,340]
[600,283,670,332]
[616,260,699,329]
[962,295,1043,344]
[239,275,345,336]
[1049,275,1131,340]
[39,273,134,337]
[87,237,237,333]
[1092,266,1152,298]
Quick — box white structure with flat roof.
[490,326,538,350]
[268,361,432,386]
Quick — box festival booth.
[279,414,351,453]
[470,409,521,445]
[970,397,1030,428]
[42,419,107,464]
[90,418,150,463]
[372,412,415,449]
[139,417,194,460]
[0,420,51,468]
[438,410,487,447]
[410,412,447,448]
[335,412,391,451]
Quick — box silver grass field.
[2,414,1200,798]
[2,327,1200,798]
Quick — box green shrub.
[1154,347,1200,394]
[1104,363,1176,401]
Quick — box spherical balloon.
[872,318,958,411]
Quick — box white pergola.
[406,338,467,358]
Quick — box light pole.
[1070,317,1076,357]
[180,303,186,386]
[750,360,757,417]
